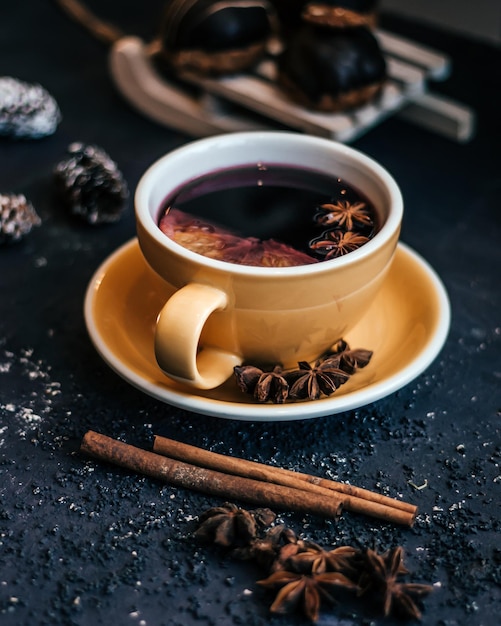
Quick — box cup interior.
[135,131,403,273]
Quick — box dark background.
[1,2,500,625]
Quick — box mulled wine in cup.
[135,131,403,390]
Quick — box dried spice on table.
[192,502,434,622]
[358,546,434,620]
[257,568,359,622]
[285,541,361,576]
[232,523,298,571]
[195,502,276,548]
[79,433,426,620]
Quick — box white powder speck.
[0,347,62,447]
[17,407,42,424]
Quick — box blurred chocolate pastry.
[303,0,379,28]
[158,0,276,76]
[269,0,306,34]
[277,24,386,112]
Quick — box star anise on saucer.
[340,348,373,374]
[359,547,433,620]
[315,200,374,231]
[323,340,373,374]
[234,364,289,403]
[195,502,258,548]
[335,347,373,374]
[285,359,350,400]
[257,569,358,622]
[309,229,370,259]
[232,340,373,403]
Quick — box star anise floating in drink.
[193,503,434,622]
[233,340,373,403]
[315,200,374,231]
[160,190,378,266]
[308,199,375,260]
[309,229,370,259]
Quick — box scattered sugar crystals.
[0,346,61,447]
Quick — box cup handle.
[154,283,242,389]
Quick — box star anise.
[315,200,374,231]
[258,569,358,622]
[233,523,297,570]
[359,547,433,619]
[233,364,289,403]
[339,348,373,374]
[324,341,373,374]
[287,542,361,576]
[251,507,277,528]
[285,359,350,400]
[309,229,370,260]
[195,502,258,548]
[329,338,349,354]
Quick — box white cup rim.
[135,131,403,277]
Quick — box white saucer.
[84,239,450,421]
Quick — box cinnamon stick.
[80,431,343,520]
[153,436,417,526]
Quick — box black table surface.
[1,3,500,625]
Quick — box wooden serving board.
[109,29,475,143]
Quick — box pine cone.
[0,193,41,244]
[54,143,129,224]
[0,76,61,138]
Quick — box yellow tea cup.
[135,131,403,389]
